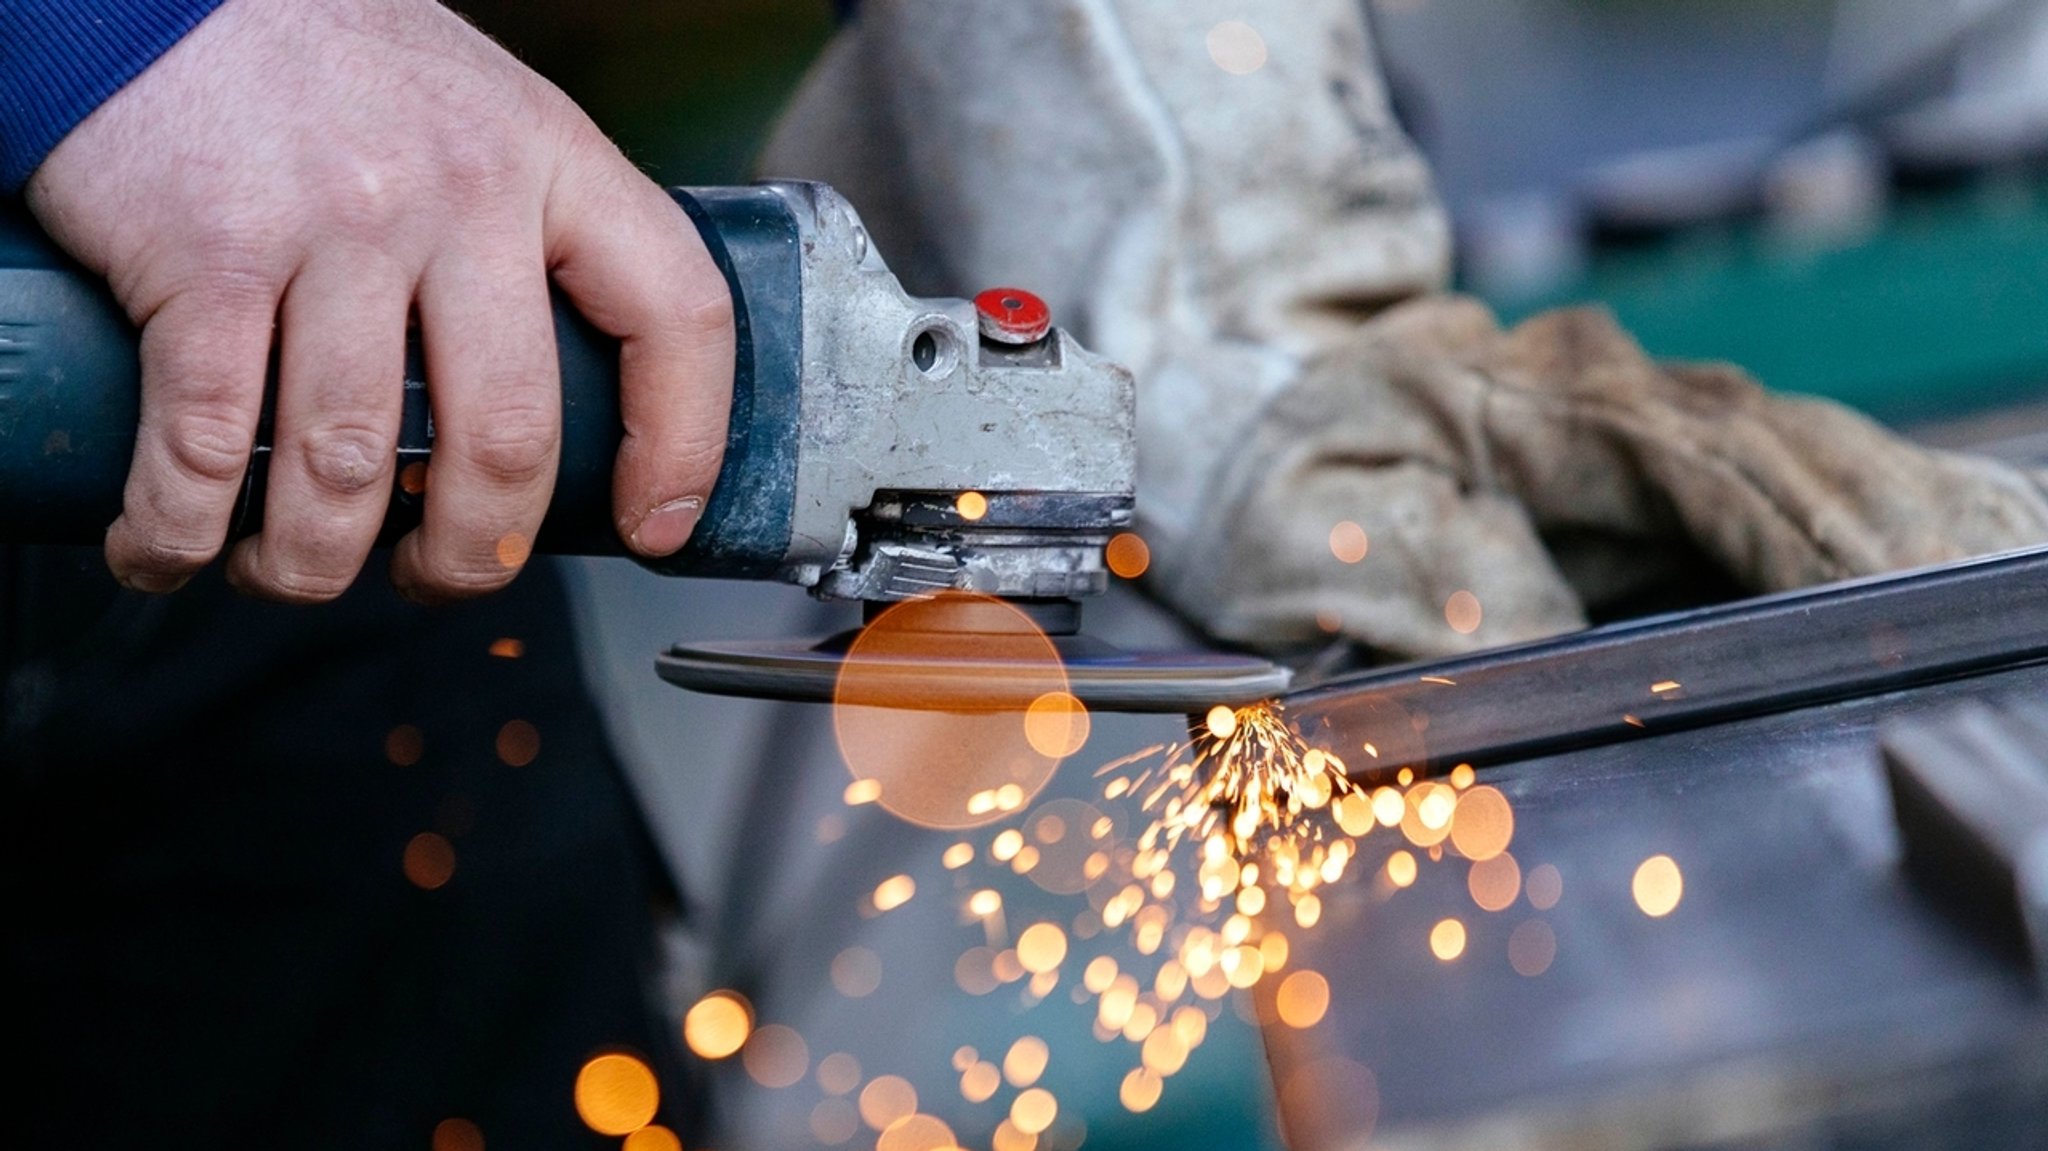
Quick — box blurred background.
[456,0,2048,439]
[445,1,2048,1147]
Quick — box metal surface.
[760,181,1135,604]
[1883,697,2048,979]
[1271,551,2048,1149]
[811,491,1127,603]
[1284,543,2048,771]
[973,286,1053,345]
[657,633,1290,712]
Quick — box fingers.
[225,251,410,602]
[546,150,733,557]
[392,228,561,601]
[105,280,279,592]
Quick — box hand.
[26,0,734,601]
[1175,297,2048,659]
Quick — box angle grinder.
[0,180,1287,712]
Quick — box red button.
[974,287,1053,345]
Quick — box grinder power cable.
[0,181,1287,712]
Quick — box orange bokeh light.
[1445,590,1483,634]
[1509,918,1557,976]
[431,1118,484,1151]
[495,532,532,570]
[573,1053,659,1136]
[1328,521,1369,564]
[1274,969,1331,1029]
[1023,691,1091,759]
[403,832,456,890]
[1429,918,1467,961]
[833,593,1069,829]
[1449,786,1514,861]
[385,724,424,766]
[683,990,752,1059]
[742,1024,810,1089]
[877,1113,958,1151]
[495,720,539,767]
[830,946,882,998]
[1105,531,1152,579]
[859,1075,918,1131]
[1010,1088,1058,1135]
[623,1126,683,1151]
[1467,852,1521,912]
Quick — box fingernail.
[118,571,189,595]
[631,496,704,556]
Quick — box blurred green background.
[1493,174,2048,427]
[454,0,834,184]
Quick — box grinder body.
[0,182,1291,710]
[0,181,1135,602]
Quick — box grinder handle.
[0,187,802,577]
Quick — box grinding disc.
[657,632,1291,713]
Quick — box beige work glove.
[761,0,2048,662]
[1199,295,2048,658]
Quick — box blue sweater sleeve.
[0,0,231,193]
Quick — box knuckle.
[297,424,392,498]
[664,432,728,491]
[413,560,518,600]
[450,400,558,485]
[671,281,735,344]
[116,210,290,319]
[437,134,525,200]
[162,409,253,486]
[252,565,355,605]
[123,533,221,576]
[148,317,266,394]
[320,163,410,235]
[181,220,291,297]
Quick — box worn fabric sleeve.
[0,0,230,192]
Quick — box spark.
[668,695,1536,1137]
[1102,702,1360,894]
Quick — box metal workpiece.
[1274,665,2048,1148]
[760,180,1136,602]
[1265,549,2048,1148]
[1282,543,2048,772]
[1883,698,2048,979]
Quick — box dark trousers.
[3,548,689,1149]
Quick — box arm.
[0,0,229,193]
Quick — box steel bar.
[1285,544,2048,771]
